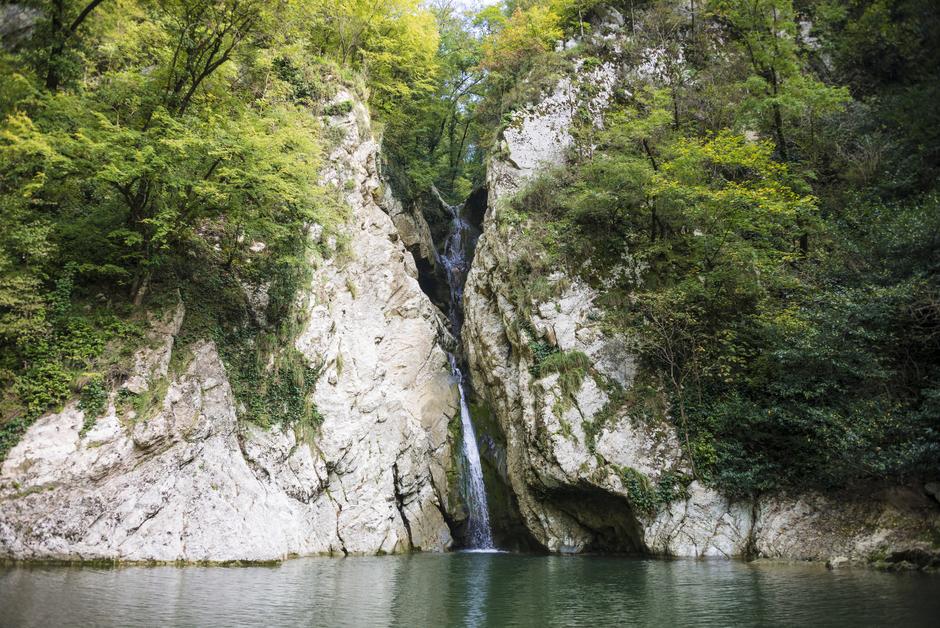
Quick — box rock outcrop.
[0,91,459,562]
[462,9,940,566]
[379,182,453,313]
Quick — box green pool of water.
[1,553,937,627]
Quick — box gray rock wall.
[0,91,459,562]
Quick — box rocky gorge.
[1,0,938,575]
[462,58,940,565]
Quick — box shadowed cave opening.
[540,485,648,554]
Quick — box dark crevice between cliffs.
[413,185,453,312]
[392,462,414,551]
[414,256,450,315]
[409,184,538,552]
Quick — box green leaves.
[480,2,564,76]
[302,0,440,117]
[709,0,850,159]
[0,0,351,450]
[381,0,486,202]
[499,0,937,494]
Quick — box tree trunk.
[773,102,788,161]
[642,139,659,171]
[44,0,109,91]
[674,383,699,480]
[650,202,658,242]
[45,0,66,90]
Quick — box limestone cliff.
[0,91,459,562]
[462,10,939,566]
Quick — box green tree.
[0,0,346,454]
[710,0,849,162]
[480,2,563,76]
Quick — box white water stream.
[440,197,494,549]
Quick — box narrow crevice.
[392,462,414,551]
[413,184,495,549]
[414,254,450,314]
[462,186,488,235]
[323,486,348,556]
[428,471,461,535]
[409,183,537,551]
[744,498,760,561]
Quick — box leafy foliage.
[78,376,107,434]
[382,1,487,203]
[498,0,940,497]
[479,2,563,76]
[616,466,690,516]
[534,349,591,399]
[0,0,434,457]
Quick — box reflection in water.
[1,554,938,627]
[463,551,492,628]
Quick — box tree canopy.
[493,0,940,495]
[0,0,442,457]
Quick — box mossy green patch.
[78,376,107,435]
[534,350,590,399]
[615,466,691,517]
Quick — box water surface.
[1,553,937,627]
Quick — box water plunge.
[5,555,939,626]
[439,195,494,550]
[450,355,494,549]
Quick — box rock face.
[297,92,459,554]
[462,12,940,565]
[379,182,453,313]
[495,59,617,193]
[0,341,338,561]
[0,92,459,562]
[465,228,650,552]
[0,4,40,49]
[381,183,439,278]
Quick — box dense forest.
[1,0,938,504]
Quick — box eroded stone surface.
[122,298,185,395]
[1,342,335,561]
[297,92,458,554]
[0,92,459,562]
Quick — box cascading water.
[439,196,494,550]
[451,355,494,549]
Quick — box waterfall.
[439,196,494,550]
[451,354,494,549]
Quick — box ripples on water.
[1,554,938,627]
